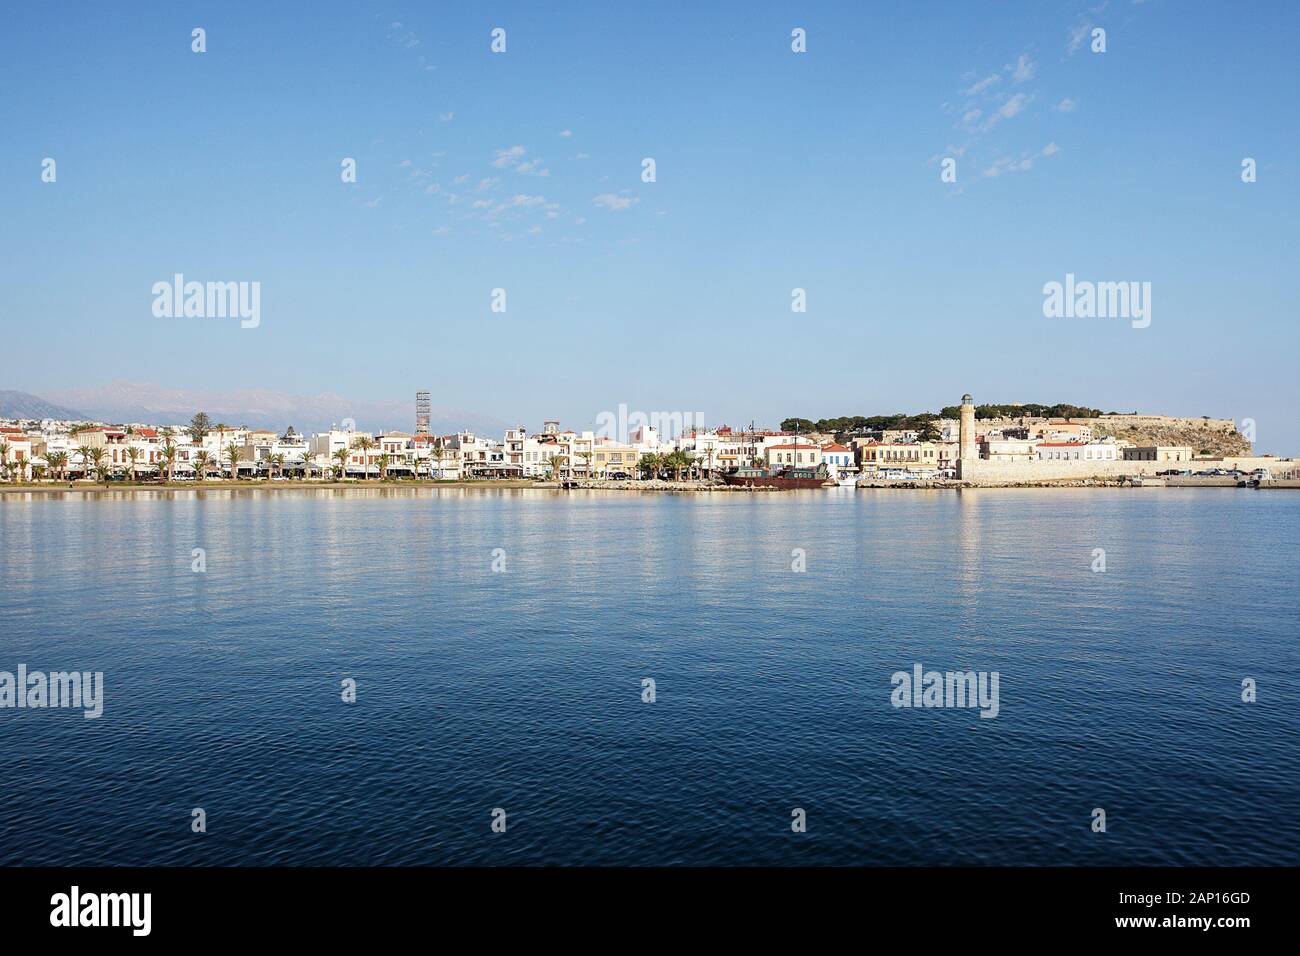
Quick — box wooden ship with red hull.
[720,463,836,489]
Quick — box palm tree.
[270,453,285,480]
[665,450,688,481]
[224,442,242,480]
[430,444,447,480]
[193,451,212,482]
[639,452,660,480]
[75,445,94,481]
[547,454,566,485]
[351,436,375,480]
[332,446,349,480]
[577,450,593,480]
[46,451,68,482]
[126,446,140,483]
[86,447,106,484]
[376,452,391,481]
[157,438,178,483]
[31,463,47,481]
[0,442,10,482]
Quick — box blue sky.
[2,1,1297,450]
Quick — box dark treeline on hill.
[947,402,1112,420]
[780,403,1119,437]
[781,414,942,435]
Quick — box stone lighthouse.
[958,393,976,478]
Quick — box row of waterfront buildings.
[0,395,1291,484]
[1,419,830,481]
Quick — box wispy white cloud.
[980,93,1028,132]
[1054,97,1077,113]
[1011,54,1035,83]
[438,112,454,123]
[982,156,1034,178]
[491,145,526,168]
[1067,22,1092,54]
[387,21,420,49]
[558,129,573,137]
[965,73,1000,96]
[516,158,550,176]
[592,193,638,212]
[982,142,1060,178]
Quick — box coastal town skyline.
[0,382,1279,452]
[4,388,1287,488]
[4,3,1298,452]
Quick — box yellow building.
[590,442,639,478]
[858,441,941,473]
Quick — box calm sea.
[1,487,1297,866]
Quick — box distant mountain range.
[0,390,86,421]
[4,382,508,436]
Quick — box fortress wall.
[967,414,1237,432]
[960,457,1300,484]
[960,459,1161,484]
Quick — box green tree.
[76,445,95,480]
[664,450,689,481]
[46,450,68,481]
[188,412,212,444]
[157,438,178,482]
[547,454,566,484]
[86,447,105,484]
[224,442,242,480]
[351,436,375,479]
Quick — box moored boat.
[721,464,836,489]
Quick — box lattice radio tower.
[415,391,431,434]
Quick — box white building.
[1034,440,1118,462]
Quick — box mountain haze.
[0,390,86,421]
[39,382,509,435]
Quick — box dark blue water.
[1,487,1297,866]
